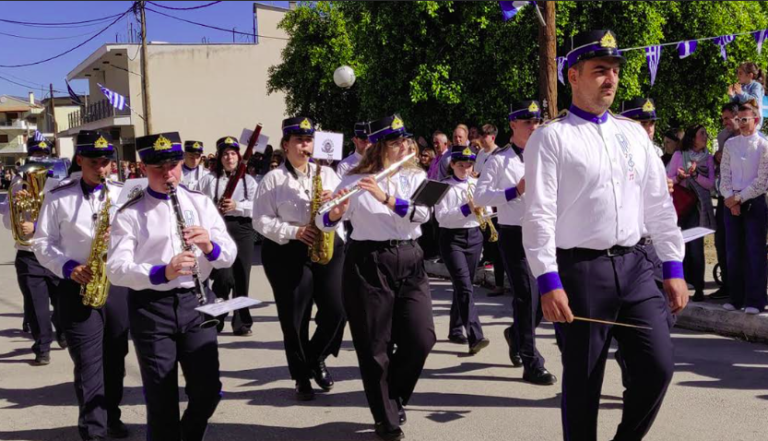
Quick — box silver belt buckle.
[606,247,618,257]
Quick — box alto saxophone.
[81,178,111,309]
[308,161,335,264]
[466,181,498,243]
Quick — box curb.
[425,261,768,344]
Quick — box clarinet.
[167,182,207,305]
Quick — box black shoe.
[375,423,404,441]
[216,319,225,334]
[692,290,705,302]
[448,334,468,345]
[397,398,407,424]
[487,287,505,297]
[107,421,129,439]
[312,359,334,392]
[503,327,523,367]
[33,353,50,366]
[82,436,105,441]
[57,334,68,349]
[523,367,557,386]
[295,379,315,401]
[22,322,30,333]
[469,338,490,355]
[233,328,253,336]
[708,288,730,300]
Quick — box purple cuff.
[323,212,341,228]
[62,260,80,280]
[537,271,563,295]
[504,186,518,201]
[204,242,221,262]
[662,261,684,280]
[149,265,169,285]
[394,198,409,218]
[460,203,472,217]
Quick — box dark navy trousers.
[724,196,768,310]
[556,247,674,441]
[212,217,254,333]
[129,288,222,441]
[15,250,60,356]
[59,280,129,440]
[439,227,484,345]
[499,225,545,371]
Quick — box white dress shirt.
[719,133,768,202]
[33,178,123,279]
[197,172,257,218]
[474,146,497,177]
[523,108,684,292]
[181,164,210,190]
[435,176,481,229]
[473,144,526,227]
[107,185,236,291]
[337,151,363,178]
[316,167,430,241]
[253,163,344,245]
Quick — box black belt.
[557,242,640,259]
[353,239,416,249]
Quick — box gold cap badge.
[224,137,235,145]
[462,147,473,157]
[600,32,617,49]
[153,135,172,151]
[38,141,47,148]
[94,136,109,149]
[528,102,540,113]
[642,99,655,113]
[391,116,404,130]
[299,118,312,130]
[193,141,201,149]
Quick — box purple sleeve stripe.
[504,186,518,201]
[662,261,684,280]
[62,260,80,280]
[394,198,409,218]
[204,242,221,262]
[460,203,472,217]
[537,271,563,295]
[149,265,169,285]
[323,212,340,228]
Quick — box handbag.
[672,182,696,219]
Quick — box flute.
[318,151,416,215]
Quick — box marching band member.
[197,137,258,335]
[33,131,130,441]
[318,114,435,441]
[0,138,64,365]
[435,145,490,355]
[620,98,664,157]
[337,121,371,178]
[523,30,687,440]
[252,117,346,401]
[473,100,557,386]
[181,140,210,189]
[107,132,236,441]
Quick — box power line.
[0,8,132,68]
[0,73,59,92]
[146,1,223,11]
[145,6,289,41]
[0,13,124,27]
[0,28,105,41]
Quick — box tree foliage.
[268,1,768,143]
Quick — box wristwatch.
[382,193,391,205]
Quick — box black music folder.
[411,179,450,207]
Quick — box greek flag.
[499,1,534,22]
[645,45,662,86]
[97,83,126,111]
[714,35,735,61]
[557,56,566,85]
[66,80,83,106]
[754,29,768,55]
[677,40,697,59]
[33,130,44,141]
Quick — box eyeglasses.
[737,117,755,125]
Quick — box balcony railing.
[0,120,31,130]
[68,98,131,129]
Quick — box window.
[0,135,8,143]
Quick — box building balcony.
[66,99,132,133]
[0,140,25,155]
[0,120,34,131]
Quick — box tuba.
[465,182,498,243]
[80,178,111,309]
[308,161,335,264]
[9,163,50,247]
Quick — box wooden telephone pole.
[139,1,152,135]
[537,1,558,118]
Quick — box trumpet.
[318,152,416,215]
[465,182,498,242]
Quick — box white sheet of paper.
[240,129,270,154]
[117,178,148,206]
[313,131,344,161]
[681,227,715,243]
[195,297,263,316]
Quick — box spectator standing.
[427,130,450,181]
[662,128,683,168]
[418,147,436,172]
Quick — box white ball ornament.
[333,65,356,89]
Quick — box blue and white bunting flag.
[714,35,735,61]
[645,45,662,86]
[677,40,697,59]
[499,1,534,22]
[754,29,768,55]
[97,83,126,111]
[556,56,566,85]
[65,80,83,106]
[33,130,44,141]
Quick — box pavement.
[0,233,766,440]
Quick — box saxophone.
[81,178,111,309]
[308,161,335,264]
[466,181,498,243]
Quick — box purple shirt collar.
[147,186,170,200]
[451,175,467,183]
[80,179,104,195]
[569,104,609,125]
[182,163,195,171]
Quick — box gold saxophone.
[81,178,111,309]
[308,161,335,264]
[9,164,49,247]
[466,182,498,243]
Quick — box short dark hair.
[480,124,498,137]
[721,102,739,114]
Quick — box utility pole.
[537,1,558,119]
[139,0,152,135]
[49,83,59,157]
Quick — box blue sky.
[0,1,289,100]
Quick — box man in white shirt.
[337,121,370,178]
[719,101,768,314]
[523,30,688,441]
[620,97,663,157]
[181,140,210,189]
[474,124,499,177]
